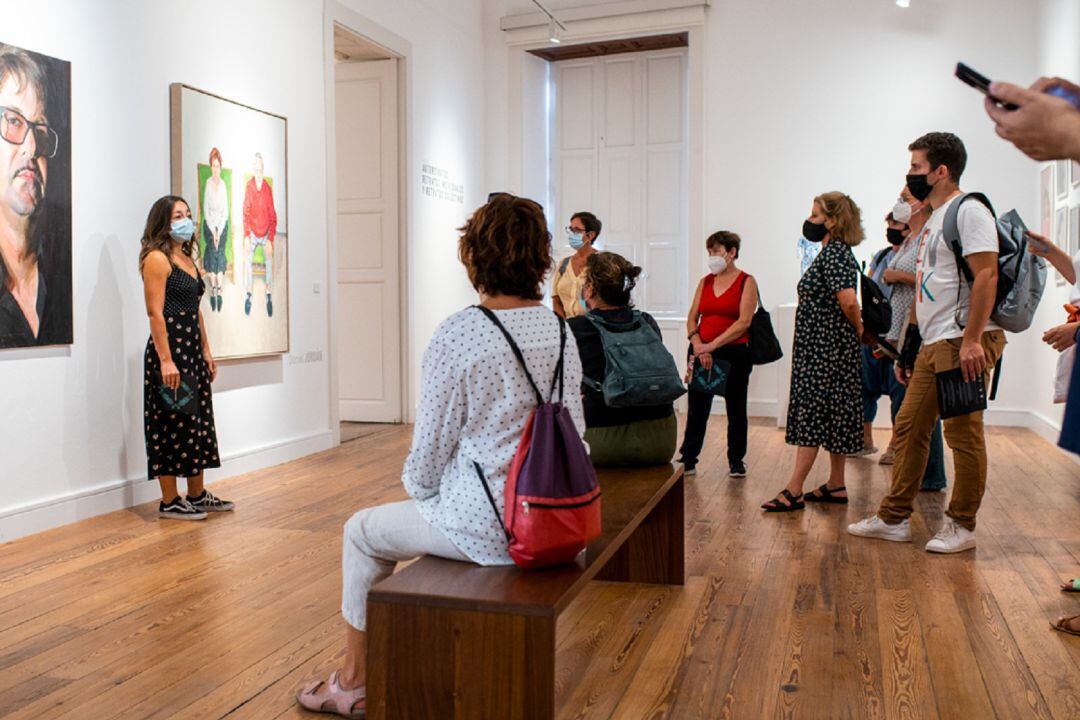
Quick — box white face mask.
[891,199,913,224]
[707,255,728,274]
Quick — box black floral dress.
[785,238,863,454]
[144,262,221,479]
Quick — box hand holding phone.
[956,63,1019,110]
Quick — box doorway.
[332,25,404,432]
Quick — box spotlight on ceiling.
[896,0,910,7]
[548,19,561,44]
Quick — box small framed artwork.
[1057,159,1070,200]
[1055,206,1069,286]
[1072,160,1080,188]
[1071,204,1080,257]
[1041,164,1054,235]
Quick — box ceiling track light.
[896,0,910,7]
[531,0,567,44]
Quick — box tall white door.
[335,59,401,423]
[552,49,688,317]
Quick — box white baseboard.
[0,430,335,544]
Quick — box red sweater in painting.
[243,177,277,243]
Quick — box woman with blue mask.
[552,211,601,319]
[139,195,231,521]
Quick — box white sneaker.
[847,516,912,542]
[925,517,976,554]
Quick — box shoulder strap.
[550,316,566,403]
[475,305,544,405]
[944,192,996,284]
[989,355,1003,402]
[558,256,571,277]
[473,461,512,542]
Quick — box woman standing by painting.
[140,195,232,520]
[201,148,229,312]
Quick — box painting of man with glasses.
[0,42,71,349]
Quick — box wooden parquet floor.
[1,419,1078,719]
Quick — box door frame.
[324,2,412,444]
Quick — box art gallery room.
[3,0,1080,717]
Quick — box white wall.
[493,0,1051,423]
[0,0,492,542]
[335,0,490,413]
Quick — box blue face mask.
[170,217,196,242]
[568,231,585,250]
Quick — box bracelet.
[688,329,700,341]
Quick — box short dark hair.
[909,132,967,181]
[458,195,551,301]
[705,230,741,258]
[584,252,641,308]
[570,211,602,239]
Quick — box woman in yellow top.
[552,211,601,318]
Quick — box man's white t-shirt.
[914,194,1000,345]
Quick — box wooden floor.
[2,419,1079,719]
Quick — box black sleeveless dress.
[143,261,221,479]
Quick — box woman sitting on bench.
[297,194,586,719]
[568,252,678,467]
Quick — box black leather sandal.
[804,483,849,505]
[761,489,805,512]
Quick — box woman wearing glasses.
[552,211,601,319]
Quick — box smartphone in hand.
[956,62,1019,110]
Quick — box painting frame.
[1040,164,1054,237]
[1070,204,1080,259]
[170,83,289,360]
[1055,206,1069,287]
[0,41,72,350]
[1056,159,1070,200]
[1072,160,1080,189]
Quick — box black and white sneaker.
[729,462,748,478]
[159,496,207,521]
[188,490,235,513]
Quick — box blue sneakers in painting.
[244,293,252,316]
[267,295,273,317]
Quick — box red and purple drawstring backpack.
[473,306,602,569]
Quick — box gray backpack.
[943,192,1046,334]
[581,311,686,408]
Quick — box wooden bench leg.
[366,600,556,720]
[595,475,684,585]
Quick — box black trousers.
[678,343,753,467]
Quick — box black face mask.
[905,173,933,202]
[802,219,828,244]
[886,228,906,246]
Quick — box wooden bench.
[365,462,685,720]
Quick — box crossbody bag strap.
[473,461,512,542]
[549,316,566,403]
[475,305,544,405]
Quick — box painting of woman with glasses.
[0,42,71,349]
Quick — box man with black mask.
[849,131,1004,554]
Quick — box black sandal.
[761,489,805,512]
[804,483,849,505]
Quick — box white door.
[335,59,401,422]
[552,49,688,317]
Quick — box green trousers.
[584,413,677,468]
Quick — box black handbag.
[748,290,783,365]
[156,369,199,415]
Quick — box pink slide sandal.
[297,671,366,719]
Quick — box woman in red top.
[678,231,758,477]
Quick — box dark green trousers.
[584,414,677,468]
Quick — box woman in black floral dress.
[140,195,232,520]
[763,192,866,512]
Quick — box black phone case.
[935,367,987,419]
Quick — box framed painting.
[1071,204,1080,258]
[1040,164,1054,237]
[1072,160,1080,188]
[0,42,72,349]
[1056,159,1069,200]
[1055,206,1068,287]
[170,83,288,359]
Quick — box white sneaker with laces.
[925,517,975,554]
[847,516,912,542]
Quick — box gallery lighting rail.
[530,0,567,43]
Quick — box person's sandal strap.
[763,489,804,512]
[297,672,366,719]
[805,483,848,504]
[1050,616,1080,637]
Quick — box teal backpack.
[581,311,686,408]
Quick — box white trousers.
[341,499,469,630]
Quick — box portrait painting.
[0,41,71,349]
[171,84,288,359]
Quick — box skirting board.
[0,429,335,544]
